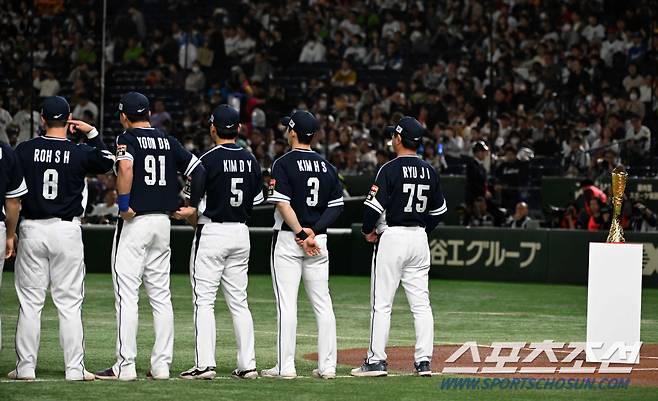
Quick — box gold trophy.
[606,166,627,243]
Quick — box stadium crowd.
[0,0,657,230]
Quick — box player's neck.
[45,128,68,139]
[215,138,236,146]
[396,149,417,157]
[292,142,312,151]
[128,122,151,129]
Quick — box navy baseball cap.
[387,116,425,142]
[281,110,319,137]
[117,92,150,116]
[209,104,239,131]
[41,96,70,121]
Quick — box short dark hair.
[45,120,67,128]
[296,132,314,145]
[216,127,238,139]
[123,113,150,123]
[398,134,419,151]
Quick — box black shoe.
[231,368,258,379]
[95,368,118,381]
[414,361,432,377]
[350,360,388,377]
[180,366,216,380]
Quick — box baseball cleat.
[179,366,216,380]
[67,370,96,381]
[7,370,35,381]
[260,367,297,379]
[414,361,432,377]
[147,369,170,380]
[95,367,136,381]
[231,368,258,379]
[350,360,388,377]
[312,369,336,379]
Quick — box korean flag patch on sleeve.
[366,184,379,201]
[268,178,276,197]
[116,144,127,158]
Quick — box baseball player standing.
[9,96,114,381]
[95,92,206,381]
[0,142,27,352]
[177,105,263,380]
[262,111,344,380]
[351,116,446,377]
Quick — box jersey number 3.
[306,177,319,207]
[144,155,167,186]
[403,183,429,213]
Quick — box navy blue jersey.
[268,149,343,233]
[197,143,264,223]
[0,142,28,220]
[364,155,446,229]
[116,127,200,214]
[15,136,114,220]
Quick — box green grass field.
[1,272,657,401]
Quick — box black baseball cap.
[41,96,70,121]
[117,91,150,116]
[209,104,239,131]
[281,110,319,137]
[386,116,425,142]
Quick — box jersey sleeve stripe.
[6,179,28,198]
[327,201,344,207]
[184,156,201,176]
[269,190,290,201]
[253,192,265,206]
[429,200,447,215]
[364,196,384,212]
[116,153,134,162]
[364,200,384,213]
[267,196,290,204]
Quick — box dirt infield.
[306,344,658,386]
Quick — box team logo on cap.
[137,108,146,113]
[119,103,124,111]
[209,115,214,123]
[288,120,295,129]
[395,125,403,133]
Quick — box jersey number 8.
[402,183,429,213]
[42,169,58,200]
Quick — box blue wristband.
[118,193,130,212]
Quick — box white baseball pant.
[189,222,255,371]
[111,214,173,379]
[271,231,336,376]
[0,221,5,351]
[367,226,434,364]
[13,218,87,380]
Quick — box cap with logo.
[41,96,70,121]
[209,104,239,132]
[472,140,489,152]
[117,91,150,116]
[281,110,319,137]
[386,116,425,143]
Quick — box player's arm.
[425,170,447,233]
[252,163,265,206]
[362,166,388,241]
[68,120,115,173]
[4,146,27,258]
[310,172,344,235]
[171,138,205,219]
[115,134,137,220]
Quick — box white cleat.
[312,369,336,380]
[260,367,296,379]
[67,370,96,381]
[179,366,216,380]
[232,369,258,379]
[7,370,35,381]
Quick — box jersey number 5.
[144,155,167,186]
[42,169,58,200]
[403,183,429,213]
[230,177,243,207]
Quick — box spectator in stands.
[625,113,651,154]
[508,202,532,229]
[234,25,256,64]
[86,190,119,225]
[12,102,39,144]
[72,95,98,123]
[32,70,61,98]
[185,62,206,93]
[252,51,273,82]
[578,197,611,231]
[331,59,357,87]
[494,145,529,211]
[465,141,490,206]
[299,35,327,63]
[344,35,367,65]
[629,201,658,232]
[562,135,590,176]
[151,100,172,130]
[0,99,13,144]
[123,37,144,64]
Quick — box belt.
[210,218,246,224]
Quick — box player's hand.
[120,208,136,220]
[173,206,197,220]
[68,119,94,134]
[295,228,315,247]
[301,236,321,256]
[364,231,378,243]
[5,234,16,259]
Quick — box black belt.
[210,218,246,224]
